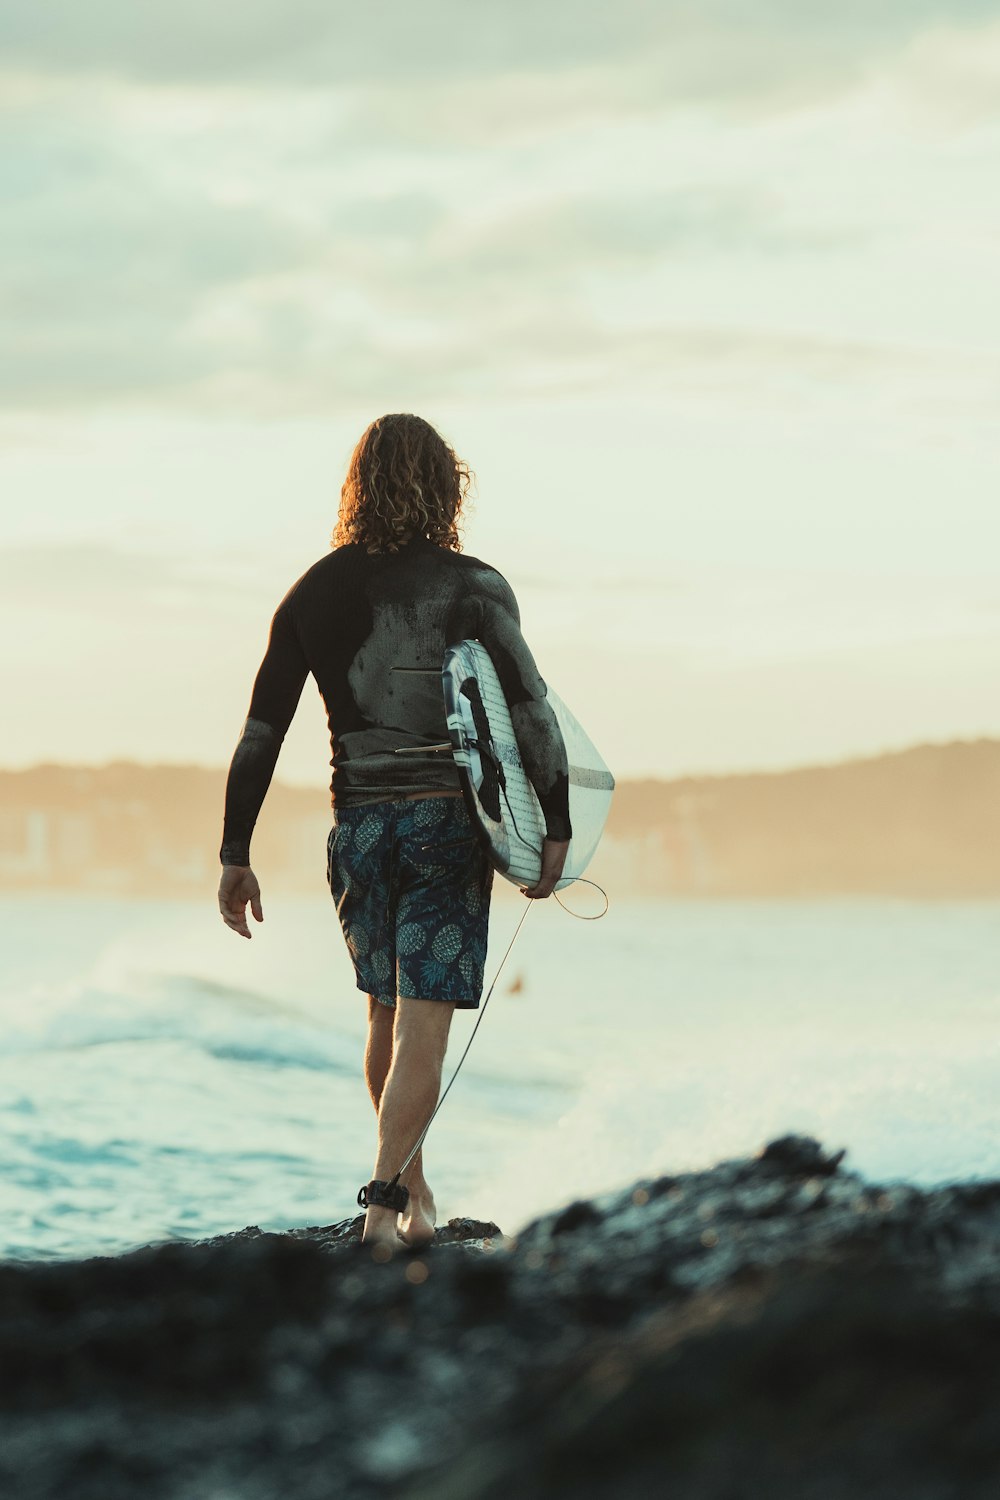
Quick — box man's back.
[221,536,571,865]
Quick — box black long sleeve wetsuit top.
[220,537,572,866]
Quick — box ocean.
[1,887,998,1262]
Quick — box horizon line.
[0,733,996,789]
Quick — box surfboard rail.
[442,640,615,888]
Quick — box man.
[218,413,571,1250]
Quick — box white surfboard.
[442,640,615,888]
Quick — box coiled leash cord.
[358,867,609,1212]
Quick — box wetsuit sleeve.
[474,572,572,843]
[220,598,310,865]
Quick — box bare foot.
[362,1204,402,1251]
[398,1187,436,1247]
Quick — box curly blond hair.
[332,413,474,555]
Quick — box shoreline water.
[2,892,998,1264]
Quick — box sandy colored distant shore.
[0,738,997,898]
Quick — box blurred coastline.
[1,737,997,899]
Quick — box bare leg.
[365,995,395,1112]
[362,996,455,1250]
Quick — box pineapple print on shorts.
[326,796,493,1011]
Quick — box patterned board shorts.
[326,794,494,1010]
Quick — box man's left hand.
[219,865,264,939]
[521,838,570,900]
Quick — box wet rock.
[756,1133,846,1176]
[551,1200,604,1236]
[190,1212,503,1255]
[412,1268,1000,1500]
[1,1135,999,1500]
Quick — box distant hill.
[592,738,1000,898]
[0,738,997,898]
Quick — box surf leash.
[363,865,609,1209]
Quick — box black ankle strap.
[358,1179,410,1212]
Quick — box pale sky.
[1,1,998,784]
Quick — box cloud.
[0,102,325,406]
[2,90,978,418]
[450,187,866,276]
[3,177,996,418]
[1,2,998,427]
[886,17,1000,124]
[0,100,857,412]
[1,1,994,104]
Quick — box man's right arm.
[220,597,309,867]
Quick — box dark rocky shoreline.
[3,1135,1000,1499]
